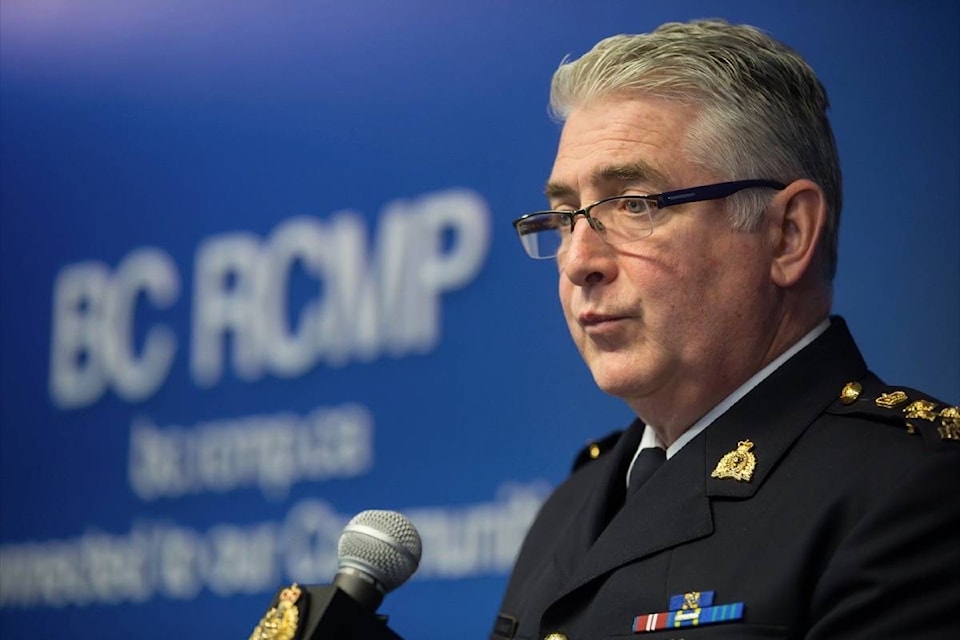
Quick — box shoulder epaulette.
[827,379,960,445]
[572,430,623,472]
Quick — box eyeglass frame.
[512,179,787,259]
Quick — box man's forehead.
[544,96,701,197]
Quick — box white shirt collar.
[626,318,830,487]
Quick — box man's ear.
[768,179,827,287]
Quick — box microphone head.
[337,510,422,593]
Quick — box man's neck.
[630,313,830,447]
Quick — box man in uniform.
[493,19,960,640]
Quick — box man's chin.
[590,369,657,402]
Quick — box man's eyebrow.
[544,181,575,200]
[594,161,668,186]
[544,161,669,201]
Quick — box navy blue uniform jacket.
[493,318,960,639]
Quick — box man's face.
[550,96,781,428]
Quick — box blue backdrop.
[1,1,957,638]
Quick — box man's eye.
[622,198,648,214]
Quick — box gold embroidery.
[249,583,302,640]
[876,391,908,408]
[903,399,938,422]
[938,406,960,441]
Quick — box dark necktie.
[627,447,666,497]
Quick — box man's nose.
[559,214,616,285]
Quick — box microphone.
[250,510,422,640]
[333,509,423,612]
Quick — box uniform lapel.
[546,419,647,584]
[552,432,713,600]
[549,318,868,601]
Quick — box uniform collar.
[639,318,831,462]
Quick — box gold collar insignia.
[711,440,757,482]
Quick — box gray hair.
[550,19,842,280]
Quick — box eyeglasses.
[512,179,786,259]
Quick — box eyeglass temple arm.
[655,179,786,208]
